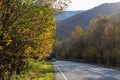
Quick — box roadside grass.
[11,61,54,80]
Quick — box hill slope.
[56,11,83,21]
[57,2,120,40]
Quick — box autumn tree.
[54,14,120,66]
[86,15,111,63]
[69,26,85,59]
[54,25,85,59]
[0,0,70,79]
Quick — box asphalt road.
[53,61,120,80]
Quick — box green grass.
[11,61,54,80]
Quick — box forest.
[53,14,120,66]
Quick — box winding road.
[53,61,120,80]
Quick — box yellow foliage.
[0,46,3,50]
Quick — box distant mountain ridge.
[56,11,84,21]
[56,2,120,40]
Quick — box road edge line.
[56,63,68,80]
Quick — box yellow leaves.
[0,2,56,80]
[25,46,33,54]
[26,58,34,62]
[6,40,12,46]
[39,10,43,15]
[4,71,10,75]
[8,64,11,69]
[21,2,24,6]
[0,0,56,78]
[0,46,3,50]
[38,54,43,60]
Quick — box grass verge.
[11,61,54,80]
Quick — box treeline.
[53,15,120,66]
[0,0,70,80]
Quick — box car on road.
[50,53,56,62]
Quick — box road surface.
[53,61,120,80]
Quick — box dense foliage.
[0,0,70,79]
[54,15,120,66]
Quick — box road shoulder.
[53,62,66,80]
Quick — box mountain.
[57,2,120,40]
[111,11,120,23]
[56,11,84,21]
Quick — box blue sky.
[68,0,120,11]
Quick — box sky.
[68,0,120,11]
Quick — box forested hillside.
[54,14,120,66]
[56,2,120,40]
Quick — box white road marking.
[55,63,68,80]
